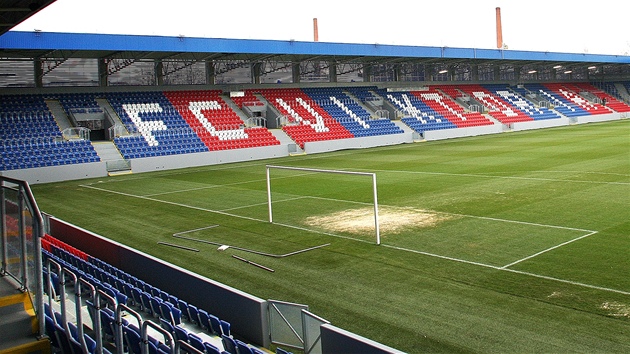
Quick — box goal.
[265,165,381,245]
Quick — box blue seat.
[123,323,142,354]
[160,301,175,323]
[173,325,189,342]
[235,340,254,354]
[187,304,199,325]
[150,295,163,318]
[100,308,116,341]
[82,334,98,354]
[44,314,62,351]
[188,333,206,352]
[131,287,143,309]
[221,334,238,354]
[160,317,175,337]
[177,299,189,321]
[198,308,211,331]
[207,313,222,335]
[204,342,222,354]
[220,319,231,337]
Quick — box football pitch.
[32,120,629,353]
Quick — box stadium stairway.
[95,98,129,130]
[91,141,132,176]
[44,99,73,132]
[0,275,51,354]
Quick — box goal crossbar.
[266,165,381,245]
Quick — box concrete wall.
[304,132,413,154]
[129,144,289,174]
[423,124,502,141]
[574,112,622,124]
[320,324,405,354]
[0,162,107,184]
[511,117,571,131]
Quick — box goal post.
[266,165,381,245]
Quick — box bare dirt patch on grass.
[600,301,630,318]
[304,206,454,235]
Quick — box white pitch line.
[219,196,308,212]
[359,168,630,186]
[144,170,323,197]
[503,268,630,296]
[500,231,598,269]
[80,184,268,223]
[173,224,220,236]
[383,244,505,270]
[383,244,630,296]
[80,183,629,296]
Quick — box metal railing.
[0,176,45,337]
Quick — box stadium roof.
[0,0,57,36]
[2,31,630,71]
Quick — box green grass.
[32,120,630,353]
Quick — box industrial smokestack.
[496,7,503,49]
[313,18,319,42]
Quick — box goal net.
[265,165,381,245]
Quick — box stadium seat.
[187,304,200,325]
[173,324,189,342]
[221,334,238,354]
[177,299,189,321]
[188,333,206,352]
[236,339,255,354]
[123,323,143,354]
[204,342,222,354]
[198,308,211,332]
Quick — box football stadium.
[0,1,629,353]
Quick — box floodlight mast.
[266,165,381,245]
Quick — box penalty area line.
[382,243,630,296]
[500,231,598,269]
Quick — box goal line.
[266,165,381,245]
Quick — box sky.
[13,0,630,56]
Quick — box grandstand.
[1,6,630,353]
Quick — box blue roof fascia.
[2,31,629,64]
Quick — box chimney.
[313,18,319,42]
[496,7,503,49]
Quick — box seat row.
[41,235,286,354]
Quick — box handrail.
[117,303,143,354]
[96,289,121,352]
[142,319,175,354]
[76,278,97,354]
[59,267,77,338]
[0,176,45,337]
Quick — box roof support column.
[363,64,372,82]
[98,58,108,87]
[328,60,337,83]
[251,62,261,84]
[154,60,164,86]
[447,66,454,81]
[205,61,215,85]
[471,65,479,81]
[292,61,300,83]
[514,65,522,83]
[33,58,43,88]
[393,64,400,82]
[425,64,434,81]
[494,65,500,80]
